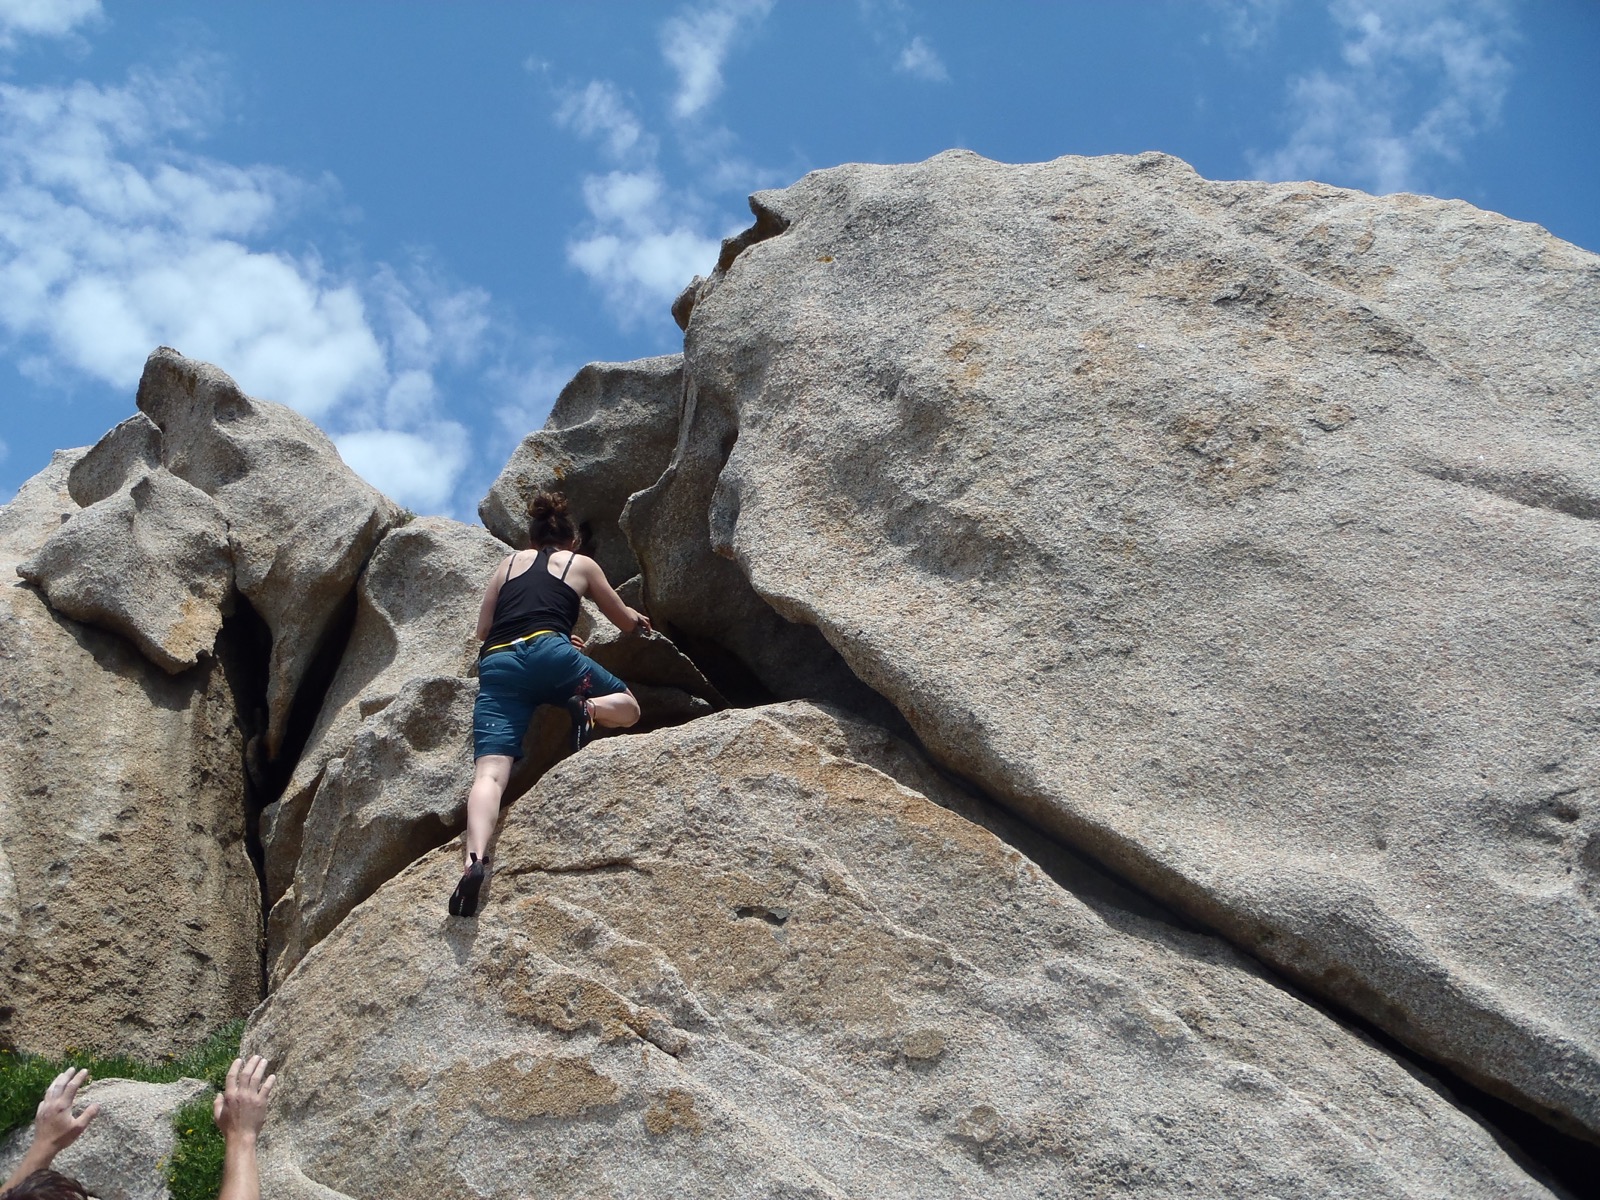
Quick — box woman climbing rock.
[450,490,651,917]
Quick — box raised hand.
[34,1068,100,1154]
[213,1055,276,1142]
[0,1067,101,1191]
[213,1055,276,1200]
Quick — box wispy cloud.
[566,169,721,326]
[1209,0,1287,51]
[1249,0,1516,195]
[896,35,948,83]
[0,57,495,512]
[660,0,774,121]
[554,79,656,164]
[858,0,950,83]
[553,0,782,330]
[0,0,101,49]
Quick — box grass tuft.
[0,1021,244,1199]
[165,1094,227,1200]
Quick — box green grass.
[166,1094,228,1200]
[0,1021,244,1199]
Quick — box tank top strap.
[507,548,547,585]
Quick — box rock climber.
[451,490,651,918]
[1,1056,275,1200]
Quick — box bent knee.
[616,692,642,726]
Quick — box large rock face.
[266,672,477,988]
[245,705,1556,1200]
[262,518,724,985]
[6,152,1596,1192]
[139,348,399,758]
[0,454,261,1058]
[623,151,1600,1136]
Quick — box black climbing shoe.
[449,853,486,918]
[565,695,593,752]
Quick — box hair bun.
[527,490,578,549]
[530,492,569,517]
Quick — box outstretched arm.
[214,1055,276,1200]
[1,1068,100,1191]
[574,556,651,635]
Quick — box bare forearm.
[4,1138,62,1189]
[218,1132,260,1200]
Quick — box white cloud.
[552,3,775,329]
[896,36,948,83]
[1209,0,1286,50]
[566,170,720,323]
[858,0,949,84]
[569,227,720,320]
[0,0,100,48]
[0,74,386,416]
[334,425,469,514]
[660,0,774,121]
[581,169,664,230]
[555,80,654,163]
[0,60,499,514]
[1248,0,1515,195]
[560,153,729,314]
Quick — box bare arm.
[571,556,651,635]
[474,556,515,641]
[214,1055,276,1200]
[2,1068,100,1191]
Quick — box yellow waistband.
[482,629,560,655]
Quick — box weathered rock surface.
[267,674,476,987]
[619,390,902,720]
[246,704,1556,1200]
[261,518,506,906]
[137,347,397,756]
[0,449,82,563]
[263,524,723,985]
[16,350,397,757]
[67,413,162,507]
[18,468,233,673]
[480,355,683,582]
[635,150,1600,1137]
[0,457,261,1059]
[0,1077,210,1200]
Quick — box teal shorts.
[473,634,628,760]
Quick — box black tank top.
[481,549,581,651]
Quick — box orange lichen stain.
[438,1054,620,1121]
[643,1088,705,1136]
[500,969,652,1044]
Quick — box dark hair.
[1,1170,91,1200]
[529,491,578,550]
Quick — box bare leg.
[465,754,512,868]
[589,689,641,729]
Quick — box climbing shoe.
[449,853,486,918]
[565,695,593,752]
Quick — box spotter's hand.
[34,1068,100,1153]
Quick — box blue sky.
[1,0,1595,516]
